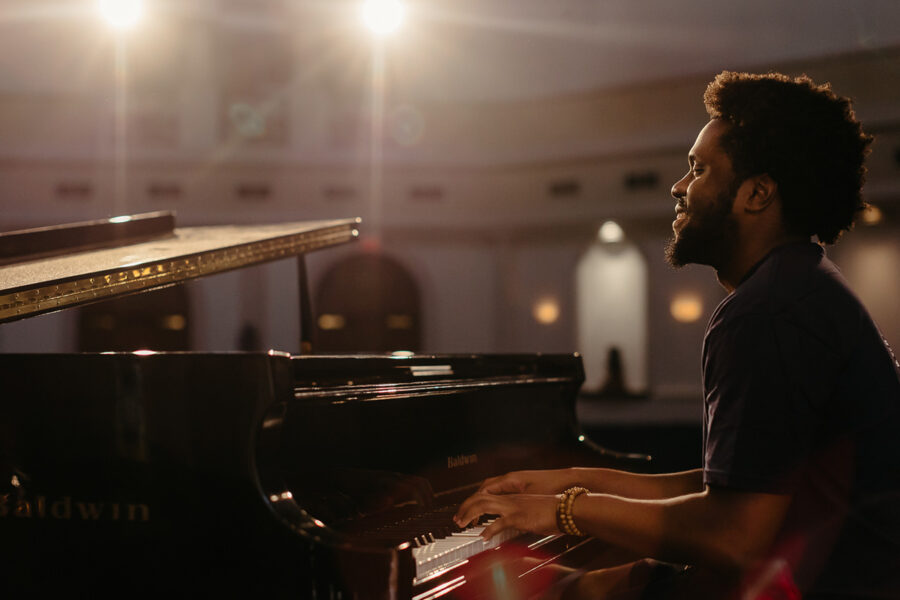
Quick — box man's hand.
[454,492,560,539]
[478,468,577,495]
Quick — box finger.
[454,494,478,524]
[458,491,496,515]
[480,517,509,540]
[454,498,483,526]
[477,475,500,493]
[454,494,497,527]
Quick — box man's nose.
[671,173,689,199]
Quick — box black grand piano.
[0,214,648,598]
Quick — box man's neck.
[716,233,810,292]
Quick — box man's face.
[666,119,741,269]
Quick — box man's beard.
[665,182,740,269]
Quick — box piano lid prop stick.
[297,254,313,355]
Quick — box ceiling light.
[598,220,624,243]
[98,0,143,30]
[361,0,404,36]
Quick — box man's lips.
[673,203,687,231]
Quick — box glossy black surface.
[0,211,175,265]
[0,352,645,597]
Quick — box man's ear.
[741,174,779,214]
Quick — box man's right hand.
[478,468,579,495]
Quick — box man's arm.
[456,485,791,573]
[570,486,791,571]
[479,467,703,500]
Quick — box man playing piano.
[455,72,900,599]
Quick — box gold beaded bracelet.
[556,486,588,536]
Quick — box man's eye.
[692,168,704,176]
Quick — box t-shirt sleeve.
[703,312,826,494]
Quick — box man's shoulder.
[718,242,858,322]
[704,242,871,366]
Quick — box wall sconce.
[670,293,703,323]
[533,298,560,325]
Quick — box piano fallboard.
[0,352,648,597]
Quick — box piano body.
[0,214,648,598]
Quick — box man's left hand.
[454,493,560,539]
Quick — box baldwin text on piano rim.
[0,493,150,522]
[447,453,478,469]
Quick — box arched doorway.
[314,253,421,353]
[576,236,648,395]
[77,285,191,352]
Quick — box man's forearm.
[568,467,703,500]
[570,487,790,571]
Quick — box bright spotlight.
[98,0,143,30]
[361,0,404,35]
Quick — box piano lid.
[0,212,360,324]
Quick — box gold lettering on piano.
[0,493,150,522]
[447,454,478,469]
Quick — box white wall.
[577,241,648,392]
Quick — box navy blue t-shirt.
[701,242,900,598]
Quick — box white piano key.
[413,521,522,580]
